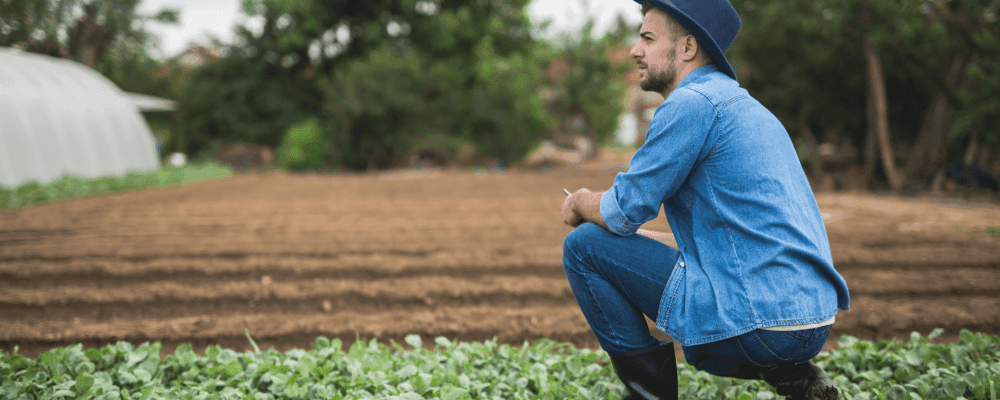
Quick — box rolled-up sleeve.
[600,186,638,235]
[599,88,717,236]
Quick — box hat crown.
[668,0,740,52]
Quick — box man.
[560,1,850,399]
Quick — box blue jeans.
[563,223,829,379]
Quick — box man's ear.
[679,35,700,62]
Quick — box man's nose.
[630,42,642,59]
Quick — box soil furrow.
[0,249,443,265]
[0,305,593,343]
[0,292,579,325]
[831,295,1000,332]
[3,258,997,283]
[0,275,569,304]
[3,267,997,305]
[0,263,568,288]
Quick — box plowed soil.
[3,149,999,360]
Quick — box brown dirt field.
[2,148,999,361]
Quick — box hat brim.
[635,0,737,81]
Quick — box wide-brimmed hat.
[634,0,741,81]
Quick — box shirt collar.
[676,64,721,89]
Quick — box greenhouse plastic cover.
[0,47,161,188]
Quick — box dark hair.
[638,1,691,42]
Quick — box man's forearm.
[573,190,609,230]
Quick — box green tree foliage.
[539,17,635,147]
[173,0,555,170]
[321,46,464,170]
[170,53,321,159]
[945,0,1000,149]
[0,0,178,68]
[730,0,999,188]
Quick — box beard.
[639,63,676,94]
[638,50,677,94]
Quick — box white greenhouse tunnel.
[0,47,172,188]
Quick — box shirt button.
[679,262,685,268]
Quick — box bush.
[322,43,553,171]
[276,118,328,171]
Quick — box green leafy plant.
[0,163,233,211]
[3,329,999,399]
[953,225,1000,237]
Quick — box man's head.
[631,3,714,96]
[629,0,742,94]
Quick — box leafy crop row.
[2,329,998,400]
[0,163,233,211]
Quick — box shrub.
[276,118,327,171]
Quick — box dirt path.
[2,149,999,359]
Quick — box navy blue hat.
[634,0,741,81]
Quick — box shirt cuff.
[600,187,639,236]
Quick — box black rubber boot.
[609,342,678,400]
[761,361,839,400]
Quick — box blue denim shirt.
[600,65,850,347]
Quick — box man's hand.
[561,188,590,227]
[561,188,608,230]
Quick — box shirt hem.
[662,310,840,347]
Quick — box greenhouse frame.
[0,47,166,188]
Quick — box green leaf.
[133,368,152,382]
[404,335,422,350]
[944,380,966,397]
[396,365,418,380]
[75,373,95,394]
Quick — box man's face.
[631,8,677,94]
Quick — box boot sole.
[804,377,839,400]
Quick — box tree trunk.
[858,74,878,190]
[799,123,825,174]
[904,54,972,183]
[962,130,980,165]
[865,42,904,191]
[68,4,113,68]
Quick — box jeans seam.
[751,331,788,363]
[580,251,627,351]
[736,335,767,368]
[785,329,807,341]
[581,250,669,290]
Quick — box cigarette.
[563,188,572,197]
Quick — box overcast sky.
[136,0,643,59]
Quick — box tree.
[174,0,556,169]
[538,13,635,150]
[730,0,998,192]
[0,0,178,68]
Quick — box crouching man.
[560,1,850,399]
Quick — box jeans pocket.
[738,330,804,367]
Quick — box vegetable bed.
[3,329,998,400]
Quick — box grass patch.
[954,225,1000,237]
[0,163,233,211]
[2,329,998,399]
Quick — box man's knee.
[563,222,607,254]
